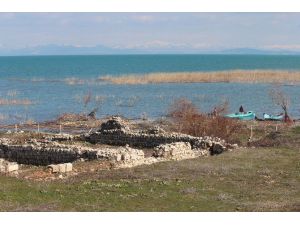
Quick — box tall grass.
[0,98,33,105]
[98,70,300,84]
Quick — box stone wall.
[0,138,147,167]
[0,143,79,166]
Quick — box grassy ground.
[0,147,299,212]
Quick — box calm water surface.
[0,55,300,124]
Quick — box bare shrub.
[167,98,243,141]
[209,99,229,117]
[269,85,292,123]
[74,91,93,114]
[83,91,92,108]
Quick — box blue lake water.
[0,54,300,124]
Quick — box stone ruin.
[0,116,237,173]
[86,116,232,154]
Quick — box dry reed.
[0,98,33,105]
[98,70,300,85]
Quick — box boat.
[263,113,284,121]
[225,111,256,120]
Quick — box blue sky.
[0,13,300,51]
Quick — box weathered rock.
[48,163,73,173]
[153,142,195,160]
[65,163,73,172]
[48,164,60,173]
[0,158,19,173]
[209,143,226,155]
[6,162,18,172]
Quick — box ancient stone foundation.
[0,116,236,169]
[86,116,230,154]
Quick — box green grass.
[291,126,300,134]
[0,147,299,211]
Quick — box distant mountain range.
[1,45,300,56]
[220,48,300,55]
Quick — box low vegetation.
[167,98,244,142]
[98,70,300,84]
[0,147,299,211]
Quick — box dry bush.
[269,85,292,123]
[167,98,243,141]
[83,91,92,108]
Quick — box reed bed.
[0,98,33,105]
[98,70,300,85]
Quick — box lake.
[0,54,300,124]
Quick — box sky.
[0,13,300,52]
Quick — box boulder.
[0,159,19,173]
[48,163,73,173]
[209,143,225,155]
